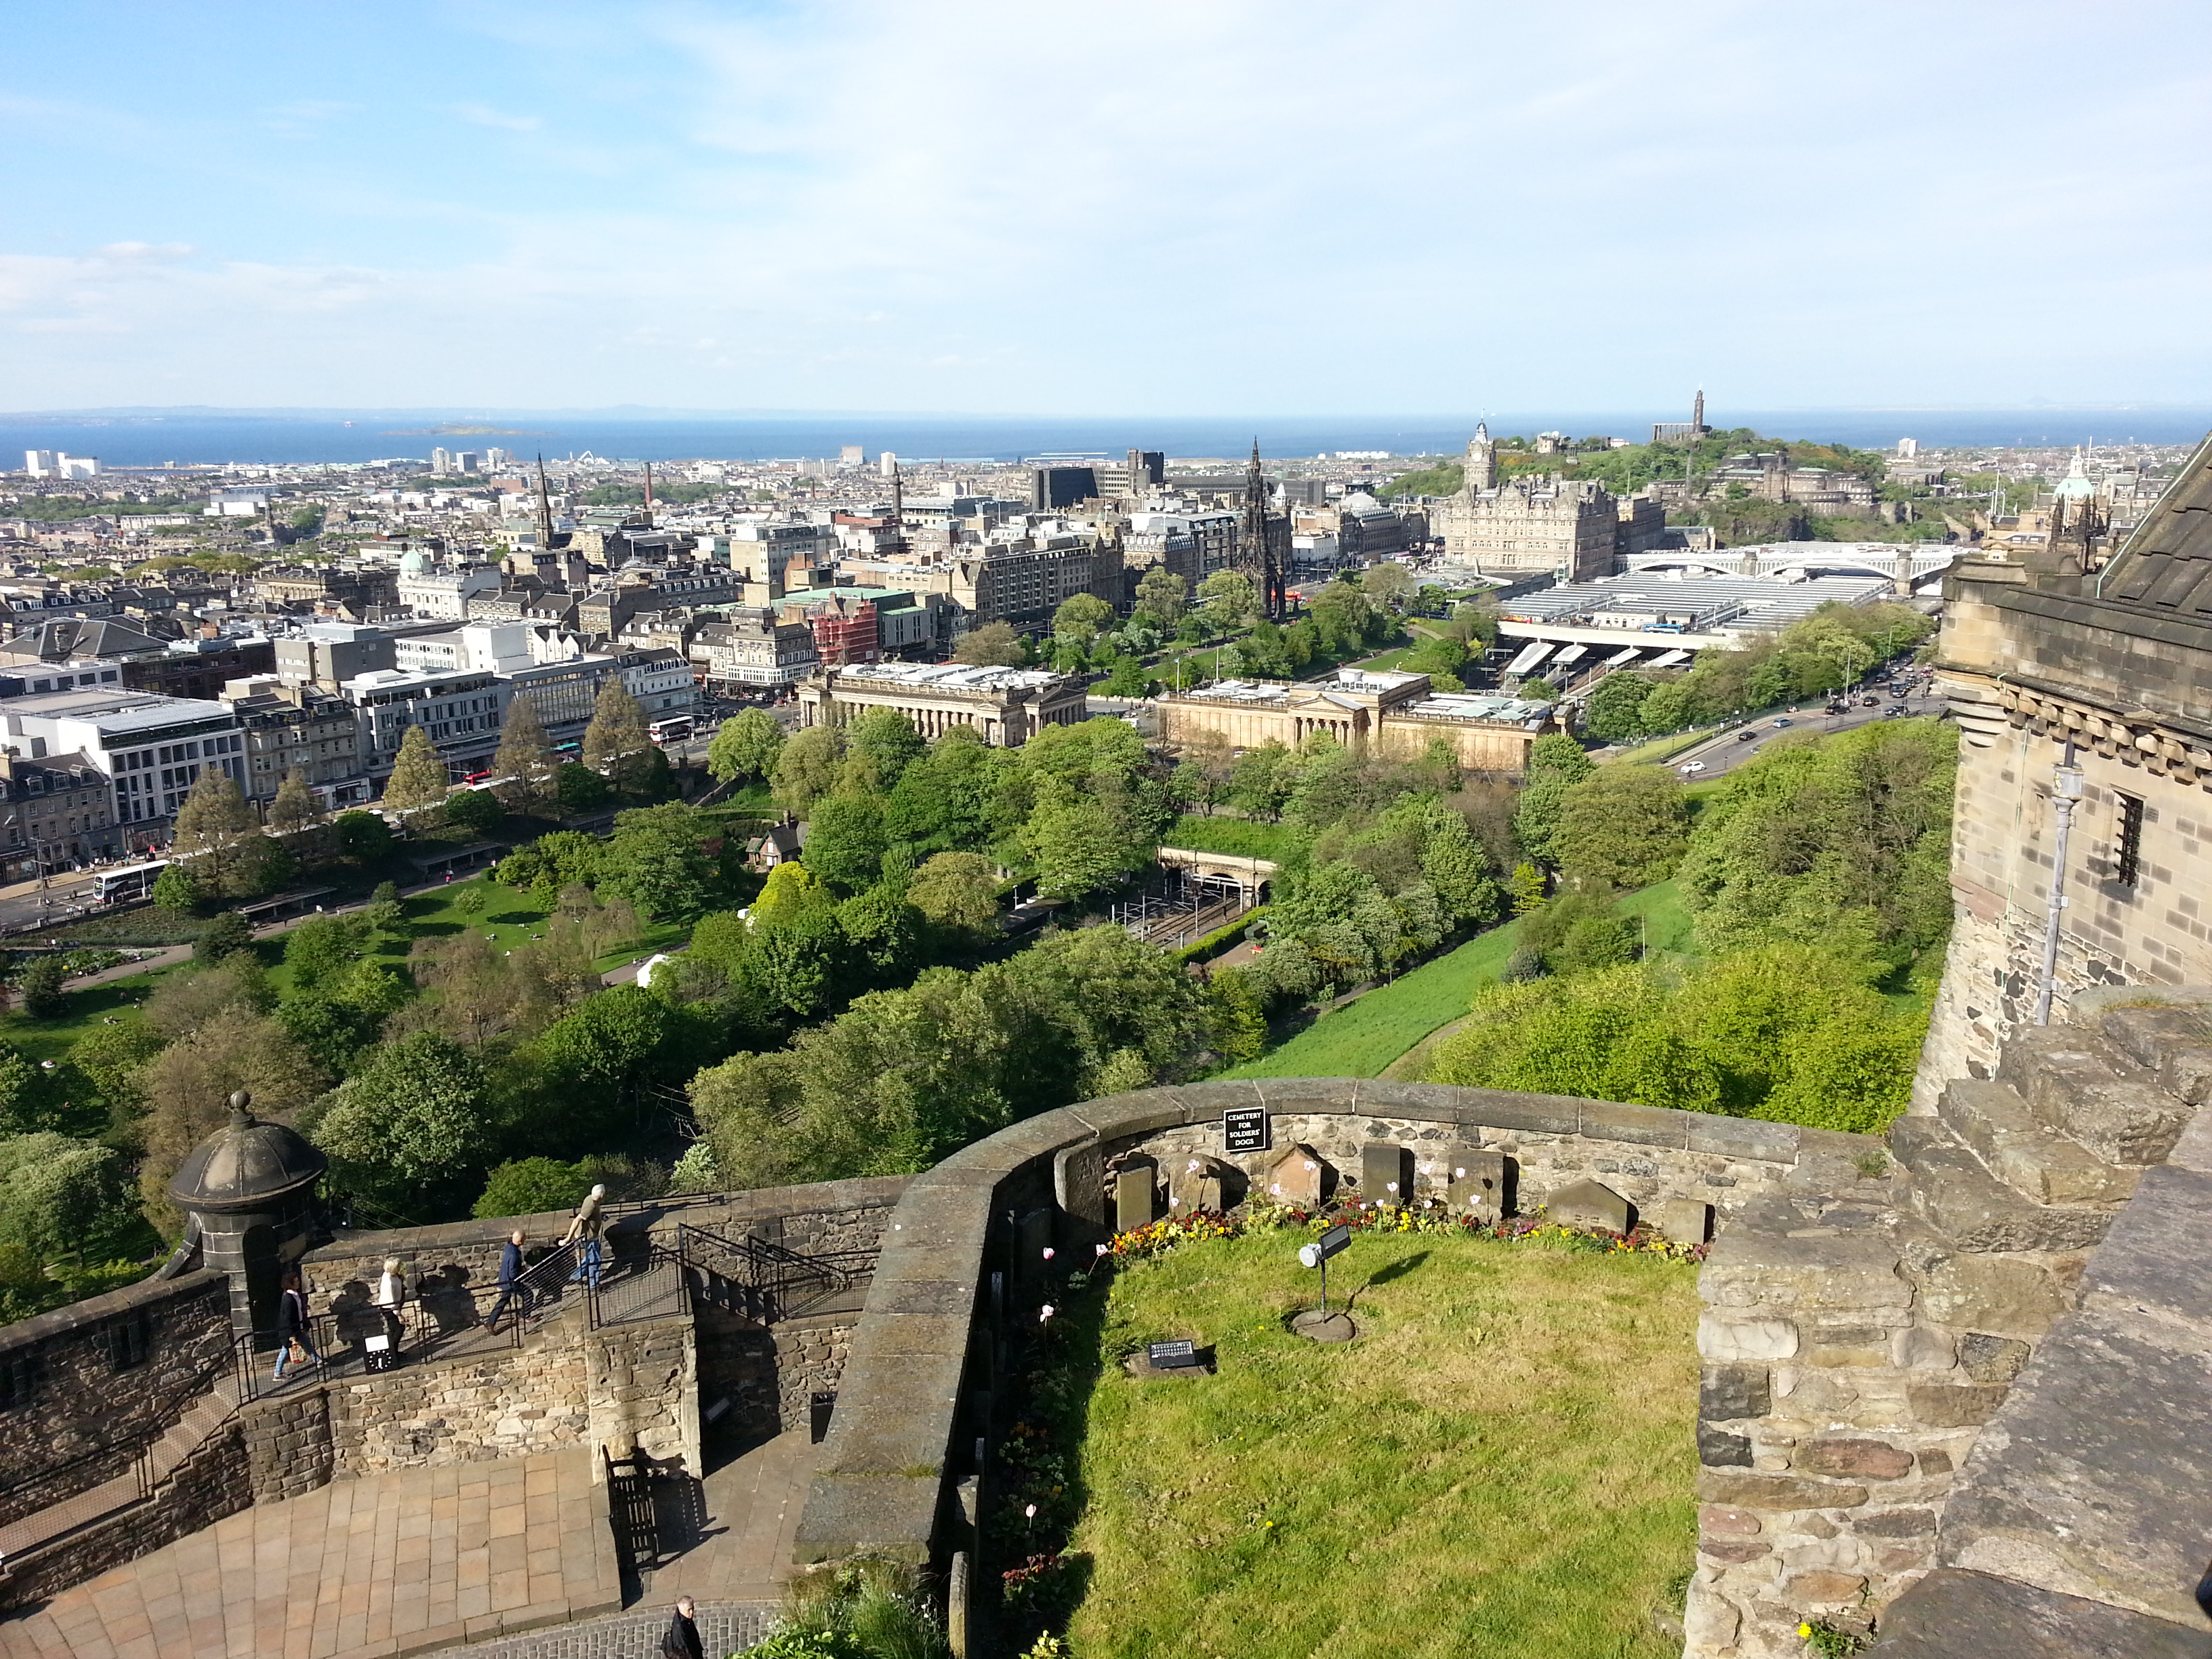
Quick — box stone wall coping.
[0,1268,225,1359]
[796,1078,1805,1565]
[305,1174,912,1263]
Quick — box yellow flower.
[1798,1623,1813,1638]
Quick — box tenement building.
[1918,430,2212,1092]
[1157,666,1562,771]
[794,661,1088,745]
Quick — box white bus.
[94,860,169,903]
[649,716,695,746]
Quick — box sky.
[4,1,2211,415]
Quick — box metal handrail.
[0,1348,231,1521]
[676,1223,874,1322]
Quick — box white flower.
[1270,1183,1282,1195]
[1386,1181,1398,1192]
[1094,1243,1109,1256]
[1303,1161,1317,1172]
[1042,1247,1054,1260]
[1040,1305,1055,1322]
[1455,1167,1467,1179]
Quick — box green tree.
[804,794,889,894]
[1051,592,1115,653]
[472,1156,591,1221]
[554,761,611,815]
[907,851,1000,937]
[773,724,846,817]
[844,708,926,793]
[708,708,787,785]
[152,863,199,912]
[531,984,690,1123]
[268,768,322,835]
[196,908,255,963]
[382,725,450,821]
[1229,741,1294,820]
[333,809,394,862]
[172,767,263,897]
[18,956,67,1019]
[1582,673,1657,743]
[313,1033,497,1211]
[1507,861,1547,914]
[951,621,1025,668]
[1133,565,1187,632]
[1196,570,1257,633]
[1511,733,1597,867]
[443,787,505,836]
[595,803,716,922]
[283,913,368,990]
[491,694,560,818]
[834,885,924,989]
[1553,765,1692,888]
[1307,583,1376,653]
[0,1132,129,1261]
[581,678,655,794]
[1207,968,1268,1064]
[1360,562,1414,609]
[753,861,834,928]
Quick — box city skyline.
[5,1,2211,413]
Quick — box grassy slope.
[1067,1228,1698,1659]
[1162,815,1304,863]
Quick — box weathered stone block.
[1445,1149,1507,1219]
[1113,1158,1157,1233]
[1698,1536,1771,1564]
[1258,1143,1326,1208]
[1701,1364,1771,1421]
[1700,1503,1761,1536]
[1698,1315,1798,1363]
[1891,1324,1957,1370]
[1856,1507,1937,1537]
[1698,1471,1869,1510]
[1796,1437,1913,1479]
[1360,1141,1409,1204]
[1908,1382,2009,1428]
[1893,1118,2116,1252]
[1908,1250,2067,1338]
[1786,1570,1868,1603]
[1544,1177,1630,1233]
[1656,1197,1712,1245]
[1874,1567,2212,1658]
[1697,1425,1753,1467]
[1959,1332,2030,1385]
[1166,1155,1228,1218]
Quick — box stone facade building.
[794,661,1088,745]
[1430,423,1664,580]
[1157,666,1561,772]
[0,746,122,876]
[1917,432,2212,1097]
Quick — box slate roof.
[2100,431,2212,621]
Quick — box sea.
[3,409,2208,470]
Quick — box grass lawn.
[0,964,191,1063]
[1608,727,1718,766]
[1064,1228,1698,1659]
[367,877,688,977]
[1163,815,1306,863]
[1221,921,1523,1081]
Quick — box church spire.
[534,452,554,546]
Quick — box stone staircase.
[0,1370,241,1562]
[1686,991,2212,1659]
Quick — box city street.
[1660,682,1948,780]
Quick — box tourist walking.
[272,1269,319,1380]
[660,1595,703,1659]
[562,1184,607,1291]
[484,1229,532,1330]
[373,1256,409,1348]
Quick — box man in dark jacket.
[661,1595,703,1659]
[484,1231,531,1331]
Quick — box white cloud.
[4,0,2211,409]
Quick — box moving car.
[1678,760,1708,775]
[1772,717,1792,728]
[1735,730,1759,742]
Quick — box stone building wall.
[0,1269,232,1525]
[771,1313,857,1433]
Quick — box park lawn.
[1221,921,1523,1081]
[380,878,687,975]
[1163,815,1306,863]
[0,964,191,1063]
[1616,879,1697,964]
[1065,1227,1699,1659]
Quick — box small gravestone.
[1546,1177,1631,1233]
[1261,1143,1327,1207]
[1126,1337,1214,1378]
[1114,1156,1158,1232]
[1361,1141,1410,1206]
[1656,1198,1712,1246]
[1168,1155,1228,1217]
[1447,1149,1508,1220]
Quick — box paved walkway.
[640,1429,818,1607]
[0,1450,619,1659]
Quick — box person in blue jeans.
[484,1230,531,1330]
[272,1270,319,1381]
[563,1185,607,1290]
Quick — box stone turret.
[165,1091,327,1340]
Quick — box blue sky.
[5,1,2210,414]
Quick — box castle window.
[0,1351,40,1408]
[2115,792,2145,887]
[108,1313,150,1372]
